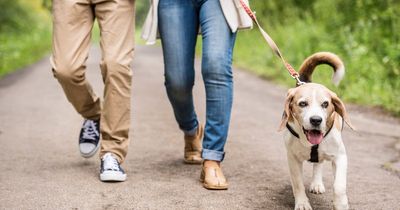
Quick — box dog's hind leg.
[287,152,312,210]
[309,162,326,194]
[332,154,349,210]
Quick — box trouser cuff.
[202,149,225,162]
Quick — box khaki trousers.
[50,0,135,163]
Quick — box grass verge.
[0,0,52,78]
[194,25,399,116]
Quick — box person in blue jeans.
[142,0,252,190]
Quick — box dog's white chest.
[287,136,340,162]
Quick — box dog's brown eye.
[321,101,329,108]
[298,101,308,107]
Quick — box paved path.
[0,46,399,210]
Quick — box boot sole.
[203,182,228,190]
[184,158,202,164]
[200,170,228,190]
[100,171,127,182]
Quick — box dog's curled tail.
[298,52,345,86]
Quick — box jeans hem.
[202,149,225,162]
[181,120,198,136]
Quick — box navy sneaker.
[100,153,127,182]
[79,119,100,158]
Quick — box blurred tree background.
[0,0,149,77]
[0,0,398,115]
[136,1,150,27]
[234,0,399,115]
[0,0,51,77]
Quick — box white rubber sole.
[80,141,100,158]
[100,171,127,182]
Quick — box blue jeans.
[158,0,236,162]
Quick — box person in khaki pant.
[50,0,135,182]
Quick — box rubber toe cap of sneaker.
[80,143,96,155]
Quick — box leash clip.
[294,76,306,86]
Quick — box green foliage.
[0,0,34,33]
[1,0,149,78]
[0,0,51,77]
[234,0,400,115]
[136,0,150,26]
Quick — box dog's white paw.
[309,182,325,194]
[333,202,349,210]
[294,201,312,210]
[334,196,349,210]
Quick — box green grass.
[234,29,400,115]
[231,0,400,116]
[0,26,51,77]
[0,0,52,78]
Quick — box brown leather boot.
[183,124,203,164]
[200,160,228,190]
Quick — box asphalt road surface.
[0,45,399,210]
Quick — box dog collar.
[285,123,334,163]
[286,123,300,138]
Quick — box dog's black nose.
[310,116,322,126]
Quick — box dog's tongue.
[306,130,323,145]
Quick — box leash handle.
[239,0,304,85]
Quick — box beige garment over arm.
[141,0,253,45]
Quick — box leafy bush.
[234,0,399,115]
[0,0,51,77]
[136,0,150,26]
[0,0,34,33]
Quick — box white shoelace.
[82,120,99,140]
[102,153,120,171]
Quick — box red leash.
[239,0,305,85]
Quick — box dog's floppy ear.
[278,88,296,131]
[329,90,355,130]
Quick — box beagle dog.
[279,52,355,210]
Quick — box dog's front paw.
[295,200,312,210]
[333,202,349,210]
[334,195,349,210]
[309,182,325,194]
